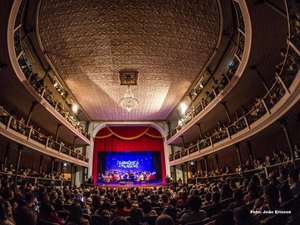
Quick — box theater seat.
[141,216,158,225]
[90,215,110,225]
[185,218,210,225]
[37,219,59,225]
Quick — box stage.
[95,181,164,188]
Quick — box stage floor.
[96,182,164,188]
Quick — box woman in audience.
[0,200,15,225]
[38,202,63,225]
[65,201,89,225]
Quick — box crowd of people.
[0,163,299,225]
[0,104,87,163]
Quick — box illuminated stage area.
[93,126,166,186]
[96,151,162,186]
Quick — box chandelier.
[119,85,138,112]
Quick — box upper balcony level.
[6,0,91,145]
[169,35,300,165]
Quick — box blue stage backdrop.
[97,151,162,184]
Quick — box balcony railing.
[169,45,299,162]
[170,2,245,138]
[0,107,89,163]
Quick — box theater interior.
[0,0,300,225]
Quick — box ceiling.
[37,0,220,121]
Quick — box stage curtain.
[93,126,166,184]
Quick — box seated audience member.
[228,189,244,209]
[160,194,169,210]
[111,217,130,225]
[214,209,235,225]
[233,206,260,225]
[180,195,207,224]
[112,200,130,218]
[156,215,174,225]
[141,200,157,217]
[129,208,144,225]
[220,183,233,200]
[206,191,223,216]
[278,167,288,183]
[65,202,89,225]
[288,169,300,196]
[203,192,212,207]
[0,200,15,225]
[279,182,293,204]
[261,184,280,211]
[15,206,37,225]
[38,203,63,225]
[162,205,177,223]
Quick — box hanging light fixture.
[119,85,138,112]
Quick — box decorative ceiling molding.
[38,0,220,120]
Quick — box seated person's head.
[156,215,174,225]
[187,195,202,212]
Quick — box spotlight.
[72,104,79,113]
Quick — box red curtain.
[93,126,166,184]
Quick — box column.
[39,155,44,174]
[180,136,186,148]
[50,157,55,180]
[249,65,269,92]
[72,136,77,149]
[54,124,62,142]
[196,123,203,139]
[185,162,188,183]
[181,164,185,184]
[207,67,217,83]
[173,166,177,182]
[215,154,220,170]
[70,163,74,185]
[2,143,10,171]
[279,118,295,168]
[74,165,77,186]
[247,141,254,167]
[167,121,171,137]
[26,102,38,126]
[235,143,243,176]
[204,156,208,176]
[220,101,231,123]
[15,145,23,184]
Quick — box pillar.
[207,67,217,83]
[196,123,203,139]
[204,156,208,175]
[15,145,23,184]
[247,141,254,167]
[173,166,177,182]
[180,136,186,148]
[70,163,74,185]
[72,136,77,149]
[54,124,62,142]
[215,154,220,170]
[167,121,171,137]
[235,143,243,175]
[39,155,44,174]
[2,143,10,171]
[74,165,77,186]
[221,101,231,123]
[26,102,38,126]
[279,118,295,168]
[249,65,269,92]
[181,164,185,184]
[50,157,55,180]
[185,162,188,182]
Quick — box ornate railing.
[0,172,71,186]
[0,107,88,163]
[169,46,299,162]
[170,2,245,137]
[12,2,90,140]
